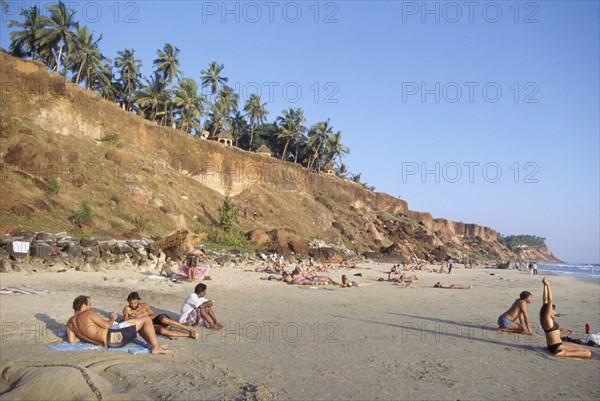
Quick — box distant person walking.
[528,262,534,275]
[447,257,453,274]
[533,262,538,275]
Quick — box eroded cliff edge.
[0,54,562,263]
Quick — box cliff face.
[517,246,562,264]
[0,54,560,263]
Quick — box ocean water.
[538,263,600,281]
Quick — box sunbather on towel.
[123,292,197,339]
[66,295,172,355]
[434,282,471,289]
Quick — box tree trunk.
[248,126,255,151]
[281,140,290,161]
[56,43,64,73]
[75,61,84,84]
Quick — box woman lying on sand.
[123,292,198,339]
[388,267,419,283]
[339,259,358,269]
[433,282,471,289]
[255,262,284,274]
[282,271,339,286]
[540,277,591,358]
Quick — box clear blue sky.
[2,1,599,263]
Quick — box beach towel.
[1,286,50,295]
[297,286,335,291]
[179,265,211,280]
[47,338,150,355]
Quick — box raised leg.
[134,317,173,355]
[160,316,198,339]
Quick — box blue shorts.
[106,322,137,348]
[497,315,513,328]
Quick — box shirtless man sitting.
[160,257,186,280]
[66,295,172,355]
[123,292,198,339]
[497,291,537,335]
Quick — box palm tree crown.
[69,26,108,88]
[200,61,228,99]
[276,108,306,161]
[244,94,269,151]
[37,1,79,74]
[7,5,44,59]
[172,78,204,134]
[114,48,142,110]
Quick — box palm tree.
[216,85,239,116]
[325,131,350,168]
[172,78,204,133]
[153,43,181,125]
[114,49,142,111]
[200,61,228,101]
[37,1,79,74]
[91,63,117,101]
[135,72,169,123]
[68,26,108,88]
[276,108,306,161]
[207,100,230,137]
[336,163,350,178]
[229,111,248,147]
[7,5,44,59]
[307,120,334,172]
[243,94,269,151]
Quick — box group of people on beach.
[66,283,223,355]
[159,251,211,282]
[66,253,592,359]
[255,258,475,290]
[497,277,591,358]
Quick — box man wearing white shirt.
[179,283,223,330]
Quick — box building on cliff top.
[256,144,272,157]
[214,131,233,146]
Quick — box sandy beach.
[1,263,599,400]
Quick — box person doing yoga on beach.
[540,277,591,358]
[497,290,536,335]
[123,292,198,339]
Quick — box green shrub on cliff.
[44,178,60,196]
[204,229,256,253]
[218,196,238,232]
[73,200,93,227]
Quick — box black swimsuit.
[544,320,562,354]
[544,321,560,333]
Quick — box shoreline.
[1,263,599,400]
